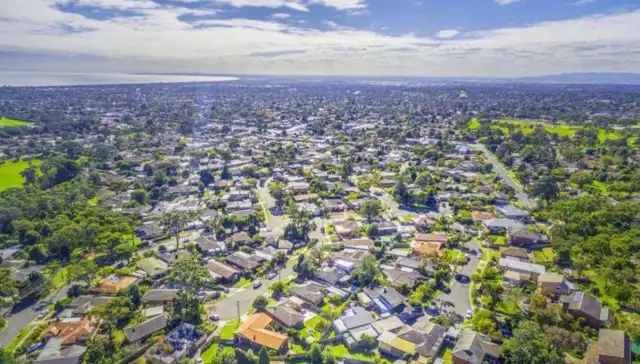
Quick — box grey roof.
[483,218,525,230]
[598,329,630,360]
[383,268,423,287]
[396,257,421,270]
[289,282,326,305]
[564,291,607,323]
[123,314,168,343]
[400,322,446,358]
[206,260,240,279]
[142,289,179,303]
[498,258,546,275]
[265,305,304,328]
[452,330,502,364]
[495,204,530,218]
[33,338,86,364]
[226,252,260,270]
[340,306,375,330]
[67,295,113,309]
[315,267,346,285]
[364,286,405,308]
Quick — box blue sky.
[1,0,639,77]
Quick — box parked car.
[38,309,48,319]
[26,342,44,353]
[465,310,473,319]
[209,313,219,321]
[267,272,277,280]
[253,280,262,289]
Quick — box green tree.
[131,189,148,205]
[258,347,270,364]
[213,349,236,364]
[352,253,380,286]
[359,199,382,221]
[308,343,323,364]
[504,321,563,364]
[161,211,193,254]
[253,296,269,309]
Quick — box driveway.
[472,144,536,209]
[212,264,296,320]
[438,239,481,318]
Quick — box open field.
[491,119,630,142]
[0,117,34,127]
[597,129,622,143]
[0,159,42,192]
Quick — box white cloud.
[569,0,596,6]
[208,0,309,11]
[494,0,522,5]
[309,0,366,10]
[0,0,639,77]
[270,12,292,19]
[435,29,460,39]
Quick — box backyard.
[0,159,42,192]
[219,319,241,340]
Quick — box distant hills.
[511,73,640,85]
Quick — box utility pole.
[237,300,240,323]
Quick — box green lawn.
[233,277,251,288]
[591,180,609,194]
[327,344,376,361]
[495,300,520,315]
[219,319,241,340]
[597,129,622,143]
[532,248,556,264]
[444,249,467,264]
[0,117,34,127]
[301,315,326,341]
[482,247,500,262]
[200,342,219,363]
[468,118,481,130]
[51,265,71,288]
[0,159,42,192]
[5,324,34,353]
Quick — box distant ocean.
[0,71,239,87]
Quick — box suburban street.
[439,239,481,318]
[472,144,536,209]
[370,187,412,219]
[213,264,295,320]
[0,283,72,347]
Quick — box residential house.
[452,329,503,364]
[412,241,444,257]
[226,251,262,271]
[334,220,360,238]
[383,267,423,288]
[136,257,169,278]
[136,221,164,241]
[593,329,632,364]
[415,233,448,245]
[495,205,530,220]
[499,247,529,262]
[33,338,86,364]
[265,305,304,328]
[471,211,496,222]
[89,275,138,295]
[400,320,447,362]
[363,286,406,314]
[341,238,374,251]
[197,236,227,255]
[560,291,611,328]
[315,266,347,286]
[230,231,251,245]
[142,289,179,308]
[483,219,525,234]
[333,306,376,334]
[376,221,398,235]
[498,258,546,281]
[43,318,100,346]
[377,330,416,359]
[123,314,168,344]
[414,216,437,232]
[235,313,289,352]
[538,273,574,296]
[507,226,547,247]
[206,260,240,283]
[324,199,346,213]
[289,282,326,306]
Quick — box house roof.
[236,313,289,350]
[383,268,423,287]
[44,318,98,346]
[483,218,525,230]
[538,273,565,284]
[499,247,529,260]
[371,315,404,333]
[34,338,86,364]
[265,305,304,328]
[206,260,240,279]
[453,329,502,364]
[563,291,606,323]
[498,258,546,275]
[90,275,138,295]
[315,267,346,285]
[136,257,169,276]
[289,282,326,305]
[123,314,168,343]
[495,204,530,218]
[341,238,374,250]
[598,329,630,360]
[414,233,448,243]
[142,289,179,303]
[413,241,444,256]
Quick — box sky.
[0,0,639,78]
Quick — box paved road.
[213,264,295,320]
[0,283,72,347]
[438,239,481,318]
[256,177,288,232]
[472,144,536,210]
[370,187,412,219]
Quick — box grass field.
[597,129,622,143]
[442,347,453,364]
[327,344,376,361]
[468,118,481,130]
[0,117,34,127]
[495,300,520,315]
[4,324,34,353]
[219,319,241,340]
[200,342,219,363]
[0,159,42,192]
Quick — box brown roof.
[236,313,289,350]
[415,233,448,244]
[499,247,529,260]
[44,318,99,346]
[89,276,138,295]
[413,241,444,256]
[598,329,630,361]
[472,211,497,221]
[206,260,240,279]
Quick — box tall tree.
[504,321,563,364]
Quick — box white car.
[253,280,262,289]
[465,310,473,319]
[38,309,48,319]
